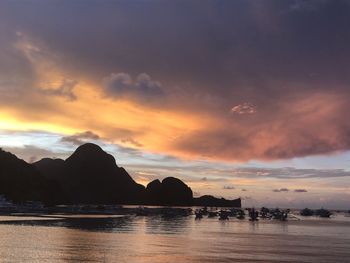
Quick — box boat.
[236,209,245,220]
[271,208,289,221]
[259,207,270,219]
[208,211,218,218]
[195,209,203,220]
[314,208,332,218]
[219,210,229,220]
[248,208,259,221]
[300,208,314,216]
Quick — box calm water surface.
[0,213,349,262]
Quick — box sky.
[0,0,350,209]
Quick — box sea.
[0,212,349,263]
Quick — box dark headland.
[0,143,241,207]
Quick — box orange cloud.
[2,32,350,163]
[173,91,350,161]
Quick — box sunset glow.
[1,0,350,208]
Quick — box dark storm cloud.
[2,0,350,94]
[2,0,350,160]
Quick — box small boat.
[208,211,218,218]
[300,208,331,218]
[201,207,209,216]
[195,209,203,220]
[315,208,332,218]
[300,208,314,216]
[227,208,238,217]
[236,209,245,220]
[269,208,289,221]
[259,207,270,219]
[248,208,259,221]
[219,210,229,220]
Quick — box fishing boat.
[236,209,245,220]
[248,208,259,221]
[208,211,218,218]
[195,209,203,220]
[315,208,332,218]
[219,210,229,220]
[300,208,314,216]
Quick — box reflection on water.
[0,214,349,262]
[0,215,191,234]
[0,216,134,232]
[144,215,189,235]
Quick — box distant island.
[0,143,241,208]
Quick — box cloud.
[103,73,164,102]
[223,185,235,190]
[2,0,350,164]
[272,188,289,193]
[241,189,247,192]
[0,28,80,115]
[294,189,308,193]
[124,162,350,182]
[175,92,350,161]
[273,188,289,193]
[1,145,58,163]
[230,167,350,179]
[231,102,257,115]
[121,138,143,147]
[274,188,308,193]
[39,78,78,101]
[61,131,100,145]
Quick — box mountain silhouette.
[35,143,145,204]
[33,158,65,182]
[194,195,241,207]
[146,177,193,206]
[0,148,63,205]
[1,143,241,207]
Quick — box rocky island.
[0,143,241,208]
